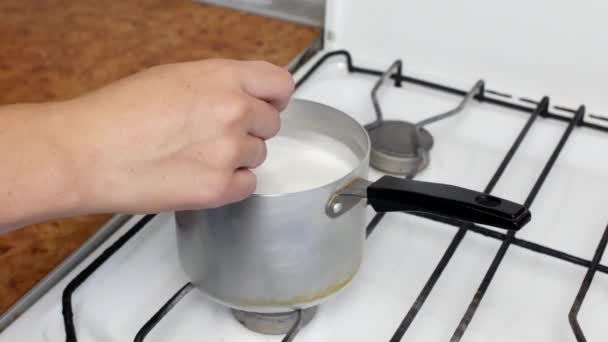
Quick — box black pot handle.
[367,176,531,231]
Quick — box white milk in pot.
[252,131,360,195]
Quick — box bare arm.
[0,59,293,232]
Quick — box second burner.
[367,120,434,176]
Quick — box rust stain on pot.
[233,273,356,307]
[285,274,354,304]
[325,176,365,218]
[329,177,362,198]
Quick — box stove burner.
[232,307,317,335]
[368,120,433,175]
[367,59,484,175]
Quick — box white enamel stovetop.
[2,51,608,341]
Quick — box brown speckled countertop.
[0,0,319,315]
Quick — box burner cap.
[367,120,434,175]
[232,307,317,335]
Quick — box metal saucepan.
[174,98,531,314]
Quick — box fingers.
[223,168,257,204]
[237,136,267,169]
[246,97,280,140]
[237,60,295,111]
[211,138,263,206]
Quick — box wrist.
[45,101,91,215]
[47,99,113,216]
[51,97,135,216]
[0,102,83,229]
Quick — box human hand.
[60,59,293,214]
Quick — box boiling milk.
[252,131,360,195]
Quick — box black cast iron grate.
[61,50,608,342]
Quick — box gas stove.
[2,1,607,341]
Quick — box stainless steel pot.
[175,99,531,314]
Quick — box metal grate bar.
[387,97,545,342]
[450,105,585,341]
[366,212,387,237]
[62,214,156,342]
[415,80,485,128]
[407,212,608,275]
[368,59,403,128]
[523,105,584,208]
[568,223,608,341]
[282,310,305,342]
[293,50,603,133]
[388,228,466,342]
[294,50,354,89]
[134,283,194,342]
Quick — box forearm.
[0,102,82,232]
